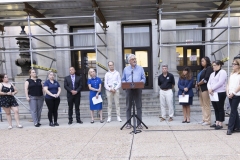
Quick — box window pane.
[135,51,148,67]
[176,23,202,43]
[124,49,132,67]
[87,52,96,69]
[123,26,150,47]
[73,28,94,47]
[176,47,184,66]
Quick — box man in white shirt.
[104,61,122,122]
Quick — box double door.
[176,46,204,87]
[71,50,96,91]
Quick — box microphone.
[131,69,134,88]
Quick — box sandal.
[90,120,94,124]
[8,126,13,129]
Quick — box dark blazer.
[199,66,214,92]
[178,77,194,97]
[64,75,82,97]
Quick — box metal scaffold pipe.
[0,15,94,22]
[27,15,33,69]
[94,11,98,76]
[227,6,230,76]
[161,9,227,15]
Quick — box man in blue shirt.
[122,54,146,129]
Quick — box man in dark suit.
[64,67,83,124]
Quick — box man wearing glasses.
[122,54,146,129]
[104,61,122,123]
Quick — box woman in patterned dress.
[88,68,104,123]
[0,74,22,129]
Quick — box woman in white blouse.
[207,60,227,130]
[226,58,240,135]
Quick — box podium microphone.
[131,69,134,88]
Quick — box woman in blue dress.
[88,68,103,123]
[178,67,194,123]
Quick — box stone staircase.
[2,90,204,120]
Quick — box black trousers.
[126,89,142,126]
[228,95,240,131]
[45,98,60,123]
[67,95,80,122]
[211,92,226,122]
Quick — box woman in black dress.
[0,74,22,129]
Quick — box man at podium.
[122,54,146,129]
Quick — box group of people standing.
[1,53,240,135]
[159,55,240,135]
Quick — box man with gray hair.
[158,64,175,122]
[122,54,146,129]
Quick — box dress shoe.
[117,116,122,122]
[182,120,187,123]
[100,120,104,123]
[138,125,143,129]
[54,122,59,126]
[160,118,165,122]
[38,123,41,126]
[77,120,83,124]
[234,128,240,132]
[210,124,216,128]
[8,126,13,129]
[215,125,223,130]
[227,130,232,135]
[49,122,55,127]
[91,120,94,124]
[35,124,40,127]
[125,124,131,129]
[68,121,72,125]
[168,117,173,122]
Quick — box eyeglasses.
[232,63,239,66]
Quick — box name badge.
[167,77,169,79]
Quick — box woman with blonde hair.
[24,69,44,127]
[88,68,103,123]
[226,57,240,135]
[43,71,61,127]
[0,74,22,129]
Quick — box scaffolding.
[0,10,108,77]
[158,6,240,76]
[0,10,108,113]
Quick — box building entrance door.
[71,50,96,91]
[176,46,204,87]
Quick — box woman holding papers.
[88,68,103,123]
[196,57,213,126]
[178,67,194,123]
[207,60,227,130]
[226,58,240,135]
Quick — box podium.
[120,82,148,134]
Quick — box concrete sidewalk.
[0,114,240,160]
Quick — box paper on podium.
[179,95,189,103]
[92,95,103,105]
[209,92,219,101]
